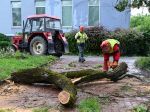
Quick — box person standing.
[75,26,88,63]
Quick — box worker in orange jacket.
[100,39,120,71]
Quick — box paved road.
[50,55,141,74]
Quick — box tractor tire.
[29,36,47,55]
[54,39,64,57]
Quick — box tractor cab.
[24,15,62,33]
[12,14,68,56]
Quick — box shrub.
[135,57,150,71]
[66,26,150,56]
[0,47,15,58]
[0,33,11,48]
[112,29,149,56]
[132,105,148,112]
[130,15,150,32]
[66,26,110,55]
[130,15,150,55]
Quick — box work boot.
[79,58,85,63]
[81,58,85,63]
[78,58,82,62]
[80,58,85,63]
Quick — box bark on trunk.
[11,68,77,106]
[8,62,128,106]
[74,62,128,84]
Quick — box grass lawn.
[0,54,56,80]
[78,97,101,112]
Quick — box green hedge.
[130,15,150,32]
[66,26,150,56]
[135,57,150,70]
[0,33,11,48]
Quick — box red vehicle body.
[12,14,68,56]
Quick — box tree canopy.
[115,0,150,12]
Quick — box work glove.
[107,61,112,68]
[110,61,118,69]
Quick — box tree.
[115,0,150,12]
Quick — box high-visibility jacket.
[106,39,120,53]
[75,31,88,44]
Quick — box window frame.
[35,0,46,14]
[88,0,100,26]
[62,0,73,28]
[11,1,22,27]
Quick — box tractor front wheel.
[30,36,47,55]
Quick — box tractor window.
[24,19,32,33]
[32,18,44,32]
[45,18,61,29]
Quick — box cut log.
[11,68,77,106]
[58,90,73,105]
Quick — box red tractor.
[12,14,68,57]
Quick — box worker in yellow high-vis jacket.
[75,26,88,63]
[100,39,120,71]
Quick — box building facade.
[0,0,131,35]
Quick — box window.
[11,1,21,26]
[46,18,61,29]
[88,0,99,26]
[35,0,45,14]
[32,18,45,32]
[62,0,72,27]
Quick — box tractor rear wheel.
[54,39,64,57]
[30,36,47,55]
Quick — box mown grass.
[0,52,56,80]
[78,97,101,112]
[32,107,49,112]
[0,109,13,112]
[135,57,150,71]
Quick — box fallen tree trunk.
[60,62,128,84]
[8,62,128,106]
[62,69,96,78]
[11,68,77,106]
[74,62,128,84]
